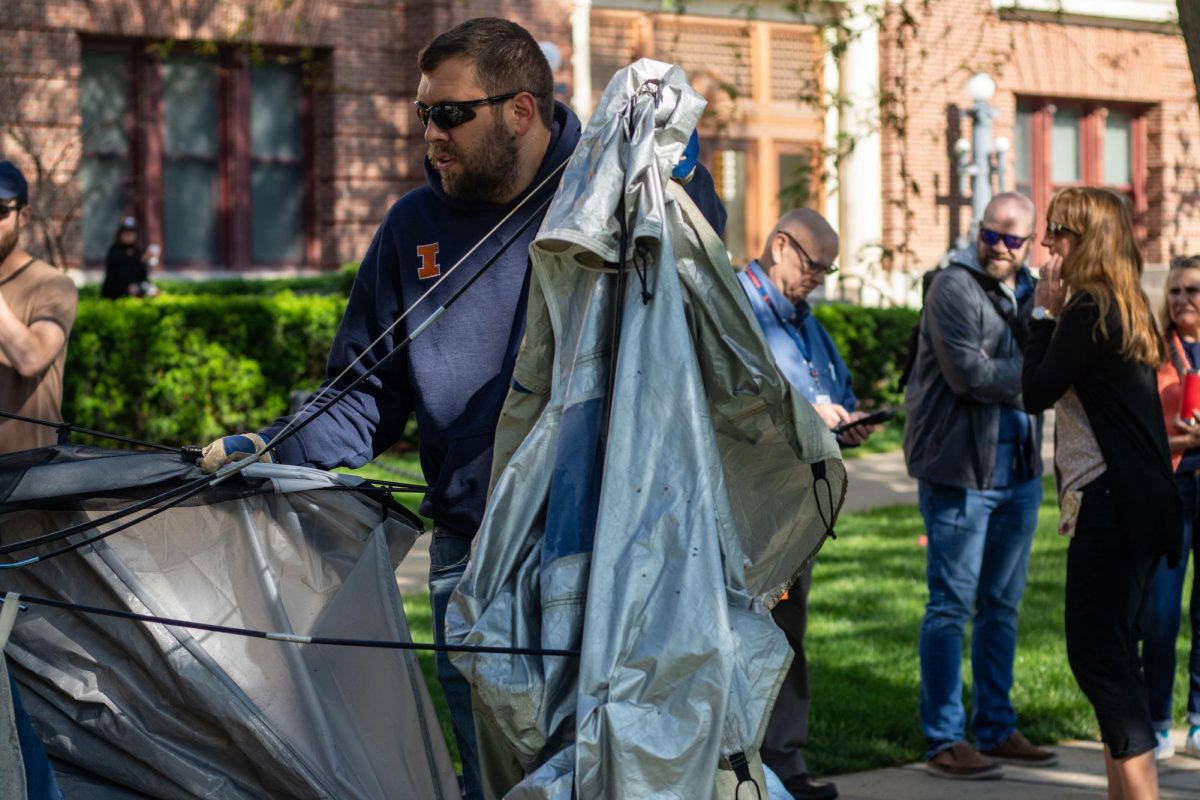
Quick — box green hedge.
[812,303,920,413]
[59,290,919,449]
[64,292,346,447]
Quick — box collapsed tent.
[0,445,459,800]
[447,60,848,798]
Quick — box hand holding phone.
[831,407,896,436]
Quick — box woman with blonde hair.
[1022,187,1182,799]
[1145,255,1200,760]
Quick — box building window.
[79,42,315,270]
[80,51,133,263]
[711,145,750,263]
[1014,98,1147,244]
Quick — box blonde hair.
[1160,255,1200,336]
[1048,187,1164,366]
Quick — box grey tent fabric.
[447,60,847,799]
[0,446,459,800]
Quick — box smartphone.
[832,407,896,435]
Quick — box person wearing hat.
[0,159,71,799]
[101,216,159,300]
[0,161,78,454]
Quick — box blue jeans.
[918,478,1041,758]
[9,672,63,800]
[428,532,482,800]
[1142,469,1200,730]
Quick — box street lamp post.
[954,72,1008,249]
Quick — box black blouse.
[1022,291,1182,565]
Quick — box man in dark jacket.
[201,18,724,800]
[904,192,1054,780]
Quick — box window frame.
[80,38,316,271]
[1015,96,1148,251]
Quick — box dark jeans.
[428,532,481,800]
[1065,475,1157,759]
[9,672,63,800]
[761,567,813,785]
[1142,468,1200,730]
[917,477,1041,757]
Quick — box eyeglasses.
[0,202,22,222]
[414,91,522,130]
[980,228,1032,250]
[1046,221,1078,237]
[780,231,838,275]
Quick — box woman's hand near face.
[1035,254,1067,316]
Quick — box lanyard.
[746,265,822,386]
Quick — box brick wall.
[1,0,573,271]
[880,0,1200,272]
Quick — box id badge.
[815,393,832,405]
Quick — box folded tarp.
[0,445,459,800]
[448,59,847,799]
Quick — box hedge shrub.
[812,303,920,413]
[60,289,919,449]
[64,292,346,447]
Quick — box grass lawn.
[358,458,1193,777]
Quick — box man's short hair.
[418,18,555,129]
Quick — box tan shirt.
[0,258,78,453]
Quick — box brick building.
[873,0,1200,304]
[2,0,1197,306]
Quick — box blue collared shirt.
[737,260,856,411]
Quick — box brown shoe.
[926,741,1003,780]
[980,731,1059,766]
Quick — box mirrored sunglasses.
[979,228,1032,250]
[414,91,521,131]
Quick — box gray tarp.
[447,60,847,799]
[0,446,459,800]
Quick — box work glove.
[198,432,274,473]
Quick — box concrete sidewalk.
[835,734,1200,799]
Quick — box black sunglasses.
[414,91,522,131]
[780,231,838,275]
[1046,221,1079,238]
[980,228,1032,250]
[0,201,23,221]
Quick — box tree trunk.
[1181,0,1200,106]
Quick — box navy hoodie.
[267,102,725,536]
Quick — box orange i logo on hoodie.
[416,243,441,279]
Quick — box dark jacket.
[903,248,1043,489]
[102,243,147,299]
[265,102,725,537]
[1022,291,1182,565]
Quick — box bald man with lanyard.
[737,209,875,800]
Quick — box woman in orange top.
[1149,255,1200,760]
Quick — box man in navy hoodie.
[202,17,724,799]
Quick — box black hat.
[0,162,28,205]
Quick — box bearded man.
[904,192,1055,780]
[0,161,77,454]
[200,18,724,800]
